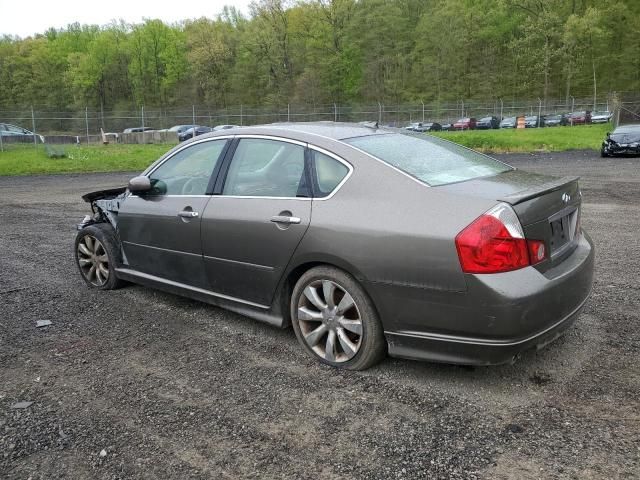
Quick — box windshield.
[610,128,640,142]
[345,133,512,186]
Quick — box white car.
[591,111,612,124]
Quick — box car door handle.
[270,215,301,225]
[178,210,199,218]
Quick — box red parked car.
[568,111,591,125]
[453,117,477,130]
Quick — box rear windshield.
[345,133,512,186]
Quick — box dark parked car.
[440,123,454,131]
[544,114,569,127]
[167,125,198,134]
[568,111,591,125]
[178,126,214,142]
[405,122,442,132]
[524,115,545,128]
[499,117,517,129]
[601,124,640,157]
[0,122,45,143]
[74,123,594,370]
[123,127,155,133]
[476,116,500,129]
[591,111,612,124]
[453,118,477,130]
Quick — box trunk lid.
[437,169,582,270]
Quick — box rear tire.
[291,266,386,370]
[74,223,125,290]
[600,148,609,158]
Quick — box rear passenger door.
[200,137,312,306]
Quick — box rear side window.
[345,133,511,186]
[312,151,349,197]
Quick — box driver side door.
[117,138,229,288]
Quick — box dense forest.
[0,0,639,112]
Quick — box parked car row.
[0,122,45,143]
[120,124,240,142]
[406,110,612,132]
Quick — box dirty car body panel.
[78,123,595,366]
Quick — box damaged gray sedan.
[75,123,594,370]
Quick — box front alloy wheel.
[74,223,124,290]
[77,235,110,286]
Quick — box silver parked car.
[74,123,594,370]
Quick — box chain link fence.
[0,94,619,150]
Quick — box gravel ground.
[0,150,638,479]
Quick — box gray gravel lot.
[1,149,638,479]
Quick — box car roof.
[202,122,392,142]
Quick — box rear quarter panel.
[288,140,498,330]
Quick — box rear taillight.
[455,203,546,274]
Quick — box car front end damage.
[77,187,127,231]
[602,137,640,156]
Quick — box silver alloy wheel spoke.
[338,318,362,335]
[78,258,92,266]
[322,280,336,309]
[303,285,327,310]
[297,279,363,363]
[325,329,337,362]
[336,328,357,357]
[305,324,328,346]
[298,306,323,321]
[85,235,94,252]
[336,292,355,315]
[78,244,92,257]
[98,263,109,278]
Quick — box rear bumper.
[376,231,595,365]
[385,292,588,365]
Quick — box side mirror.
[128,175,151,193]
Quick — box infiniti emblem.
[562,193,571,203]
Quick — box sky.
[0,0,253,38]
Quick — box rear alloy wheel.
[74,223,125,290]
[291,266,386,370]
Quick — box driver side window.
[148,140,226,196]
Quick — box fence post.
[141,105,145,143]
[461,100,464,118]
[85,107,90,145]
[421,101,425,122]
[100,102,105,132]
[0,127,3,152]
[537,98,542,126]
[378,102,382,124]
[334,103,337,122]
[192,105,196,126]
[287,103,290,122]
[31,106,37,148]
[240,104,243,126]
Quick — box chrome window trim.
[233,134,307,147]
[143,135,234,177]
[307,145,354,201]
